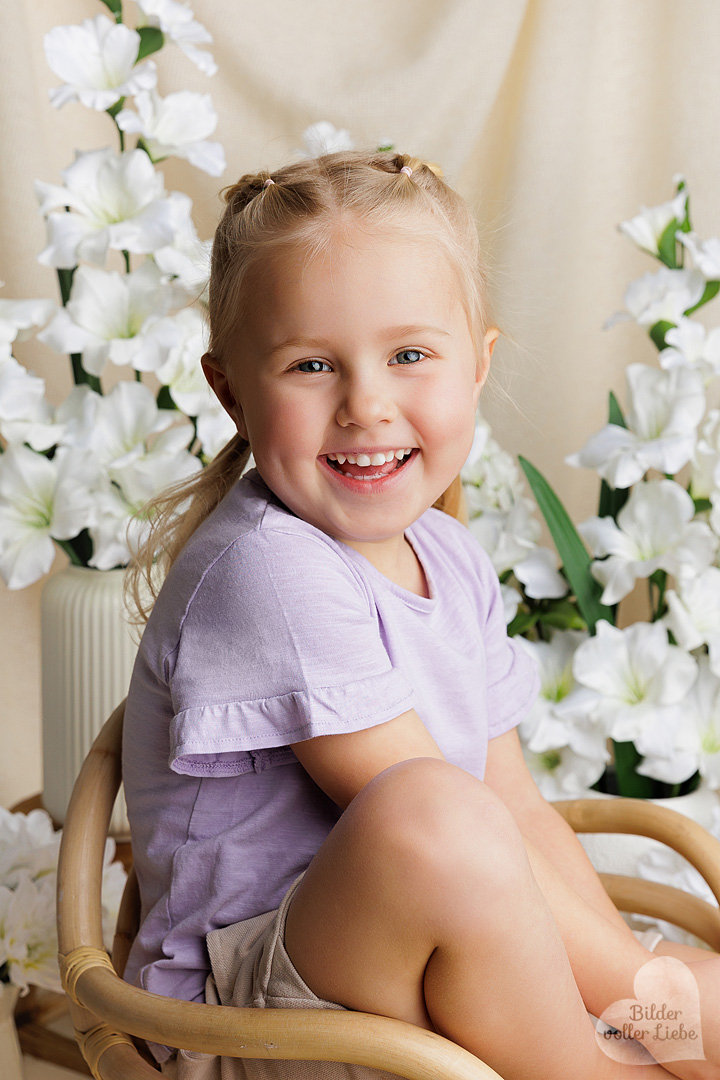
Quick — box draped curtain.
[2,0,719,805]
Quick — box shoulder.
[413,507,499,592]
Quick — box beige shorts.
[161,871,397,1080]
[161,874,665,1080]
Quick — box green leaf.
[656,219,678,268]
[156,385,178,410]
[377,143,395,152]
[106,97,126,120]
[539,599,587,631]
[685,280,720,316]
[99,0,123,17]
[519,457,614,633]
[693,495,712,514]
[649,319,675,351]
[506,609,539,637]
[598,391,630,520]
[137,27,165,61]
[612,741,661,798]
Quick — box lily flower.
[678,232,720,279]
[135,0,217,75]
[38,263,179,377]
[116,90,225,177]
[152,192,212,299]
[664,567,720,679]
[36,149,175,268]
[579,479,717,605]
[634,657,720,788]
[0,445,97,589]
[605,267,705,330]
[566,364,705,488]
[618,190,688,257]
[513,546,568,600]
[518,631,610,797]
[572,620,698,746]
[44,15,157,111]
[659,319,720,384]
[0,293,54,362]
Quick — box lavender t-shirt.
[122,469,539,1020]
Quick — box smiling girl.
[123,151,720,1080]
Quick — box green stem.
[56,538,85,567]
[123,250,130,273]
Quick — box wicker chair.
[56,700,720,1080]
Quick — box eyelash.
[294,349,427,374]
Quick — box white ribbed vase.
[41,566,137,837]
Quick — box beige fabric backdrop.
[2,0,720,807]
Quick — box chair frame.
[57,701,720,1080]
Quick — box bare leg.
[520,838,720,1080]
[285,758,676,1080]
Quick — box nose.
[335,371,398,429]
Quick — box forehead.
[247,227,470,341]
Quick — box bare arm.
[482,726,640,940]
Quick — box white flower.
[0,293,54,361]
[499,583,521,624]
[44,15,157,111]
[116,90,225,177]
[664,567,720,678]
[606,267,705,330]
[518,631,610,797]
[0,358,59,452]
[153,193,211,299]
[36,149,175,268]
[678,232,720,279]
[618,190,688,257]
[572,620,698,747]
[300,121,355,157]
[467,503,538,576]
[90,442,201,569]
[136,0,217,75]
[195,401,236,460]
[659,319,720,385]
[0,446,98,589]
[514,547,567,600]
[578,480,717,605]
[38,263,179,377]
[156,307,212,415]
[690,409,720,501]
[566,364,705,488]
[634,656,720,787]
[0,872,61,993]
[0,808,59,888]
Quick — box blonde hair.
[128,150,489,623]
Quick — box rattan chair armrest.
[69,964,501,1080]
[599,873,720,950]
[551,796,720,908]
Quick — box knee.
[348,757,526,890]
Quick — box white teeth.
[326,448,414,466]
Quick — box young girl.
[123,150,720,1080]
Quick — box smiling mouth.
[324,449,414,480]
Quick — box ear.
[201,353,248,441]
[472,327,499,408]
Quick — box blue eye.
[296,360,331,373]
[390,349,425,365]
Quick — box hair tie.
[263,178,275,188]
[400,165,413,177]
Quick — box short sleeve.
[167,528,414,775]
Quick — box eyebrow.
[267,325,452,356]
